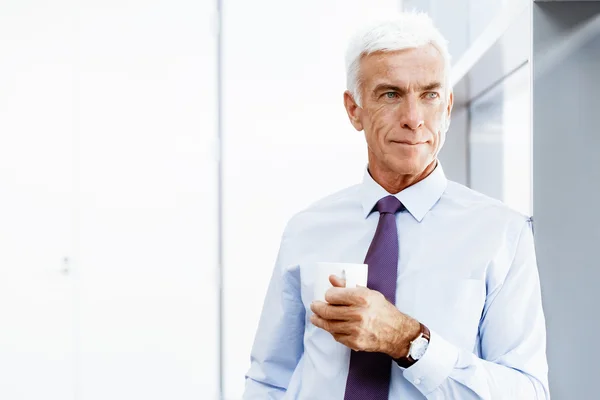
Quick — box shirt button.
[414,378,421,385]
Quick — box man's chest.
[293,215,501,352]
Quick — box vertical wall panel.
[74,1,219,399]
[0,2,77,399]
[533,2,600,398]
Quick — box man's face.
[345,45,453,178]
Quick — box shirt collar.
[360,161,448,222]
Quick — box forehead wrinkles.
[359,48,446,90]
[374,65,444,89]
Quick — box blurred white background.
[0,0,537,399]
[1,0,218,398]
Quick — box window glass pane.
[469,64,531,215]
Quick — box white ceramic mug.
[313,262,368,302]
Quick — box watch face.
[410,337,429,360]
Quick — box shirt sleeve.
[242,229,305,399]
[402,218,550,399]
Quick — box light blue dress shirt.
[243,163,550,399]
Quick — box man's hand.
[310,275,421,359]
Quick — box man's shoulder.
[443,180,532,225]
[283,184,362,236]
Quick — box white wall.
[0,0,219,399]
[221,1,400,398]
[74,0,219,398]
[0,2,77,398]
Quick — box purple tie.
[344,195,404,400]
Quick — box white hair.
[345,12,452,107]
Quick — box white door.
[74,1,219,399]
[0,1,77,398]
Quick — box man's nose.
[399,98,424,130]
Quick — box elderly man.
[243,12,549,400]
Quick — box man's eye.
[385,92,398,99]
[426,92,439,99]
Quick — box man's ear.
[446,91,454,120]
[344,91,364,132]
[441,91,453,133]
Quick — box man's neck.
[368,160,438,194]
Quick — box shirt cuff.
[401,329,459,396]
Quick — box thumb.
[329,274,347,288]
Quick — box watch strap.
[394,323,430,368]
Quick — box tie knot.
[375,195,404,214]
